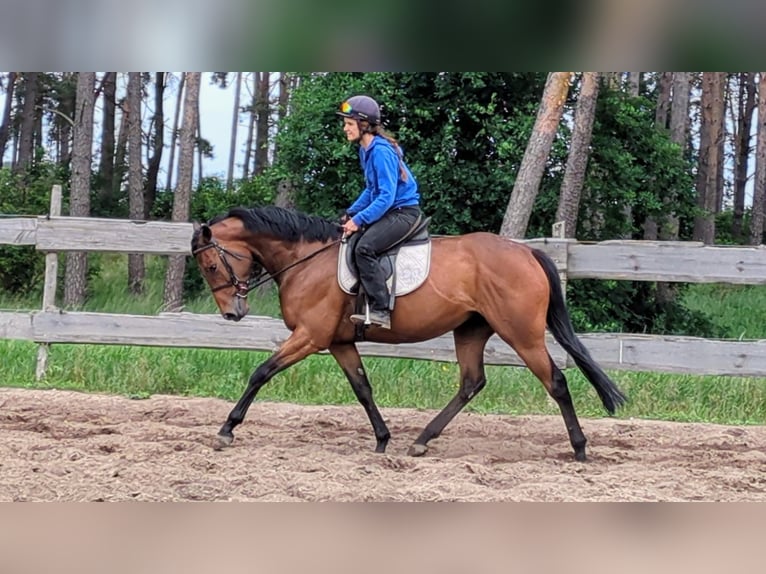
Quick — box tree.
[655,72,692,305]
[127,72,145,294]
[112,88,128,209]
[644,72,674,240]
[0,72,16,167]
[654,72,673,129]
[750,73,766,246]
[693,72,725,244]
[661,71,692,245]
[96,72,117,215]
[15,72,39,173]
[555,72,599,238]
[500,72,572,238]
[63,72,96,307]
[732,73,757,241]
[242,73,256,180]
[163,72,200,311]
[165,73,185,191]
[144,72,166,218]
[227,72,242,190]
[254,72,271,175]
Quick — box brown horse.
[191,205,626,461]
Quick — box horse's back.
[415,232,550,304]
[431,232,545,279]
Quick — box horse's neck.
[257,237,330,277]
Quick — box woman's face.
[342,118,360,142]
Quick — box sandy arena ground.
[2,387,766,501]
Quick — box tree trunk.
[669,73,692,151]
[272,72,291,165]
[732,73,756,242]
[660,71,692,243]
[242,74,256,179]
[57,73,76,169]
[64,72,96,308]
[144,72,166,218]
[555,72,599,238]
[127,72,145,295]
[654,72,673,129]
[165,73,185,191]
[163,72,200,312]
[14,72,39,173]
[693,72,725,245]
[645,72,674,240]
[654,73,692,305]
[0,72,16,168]
[227,72,243,190]
[627,72,641,97]
[749,73,766,246]
[500,72,572,238]
[97,72,117,214]
[605,73,620,90]
[112,95,129,204]
[196,97,203,184]
[254,72,271,175]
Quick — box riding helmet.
[337,95,381,125]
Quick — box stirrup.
[350,309,391,329]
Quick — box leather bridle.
[192,240,264,298]
[192,237,343,298]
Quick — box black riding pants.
[354,206,421,312]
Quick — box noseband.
[192,240,264,298]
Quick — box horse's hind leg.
[329,343,391,453]
[408,316,493,457]
[510,342,588,461]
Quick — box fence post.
[35,184,62,380]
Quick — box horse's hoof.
[408,443,428,457]
[574,450,587,462]
[213,433,234,451]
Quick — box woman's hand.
[342,218,360,236]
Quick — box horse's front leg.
[329,343,390,452]
[214,330,319,450]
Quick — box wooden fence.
[3,186,766,379]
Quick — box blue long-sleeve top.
[347,135,419,226]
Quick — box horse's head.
[191,220,260,322]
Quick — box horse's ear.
[200,223,212,243]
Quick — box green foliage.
[270,72,548,234]
[568,279,724,338]
[0,166,67,295]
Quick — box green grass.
[682,283,766,341]
[3,254,766,426]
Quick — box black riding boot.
[348,207,420,330]
[351,249,391,329]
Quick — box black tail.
[531,248,627,414]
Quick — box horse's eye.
[206,264,217,273]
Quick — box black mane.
[210,205,342,243]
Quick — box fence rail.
[5,214,766,284]
[2,186,766,379]
[3,310,766,377]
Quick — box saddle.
[337,215,432,310]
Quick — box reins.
[192,237,343,296]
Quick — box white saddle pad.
[338,241,431,296]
